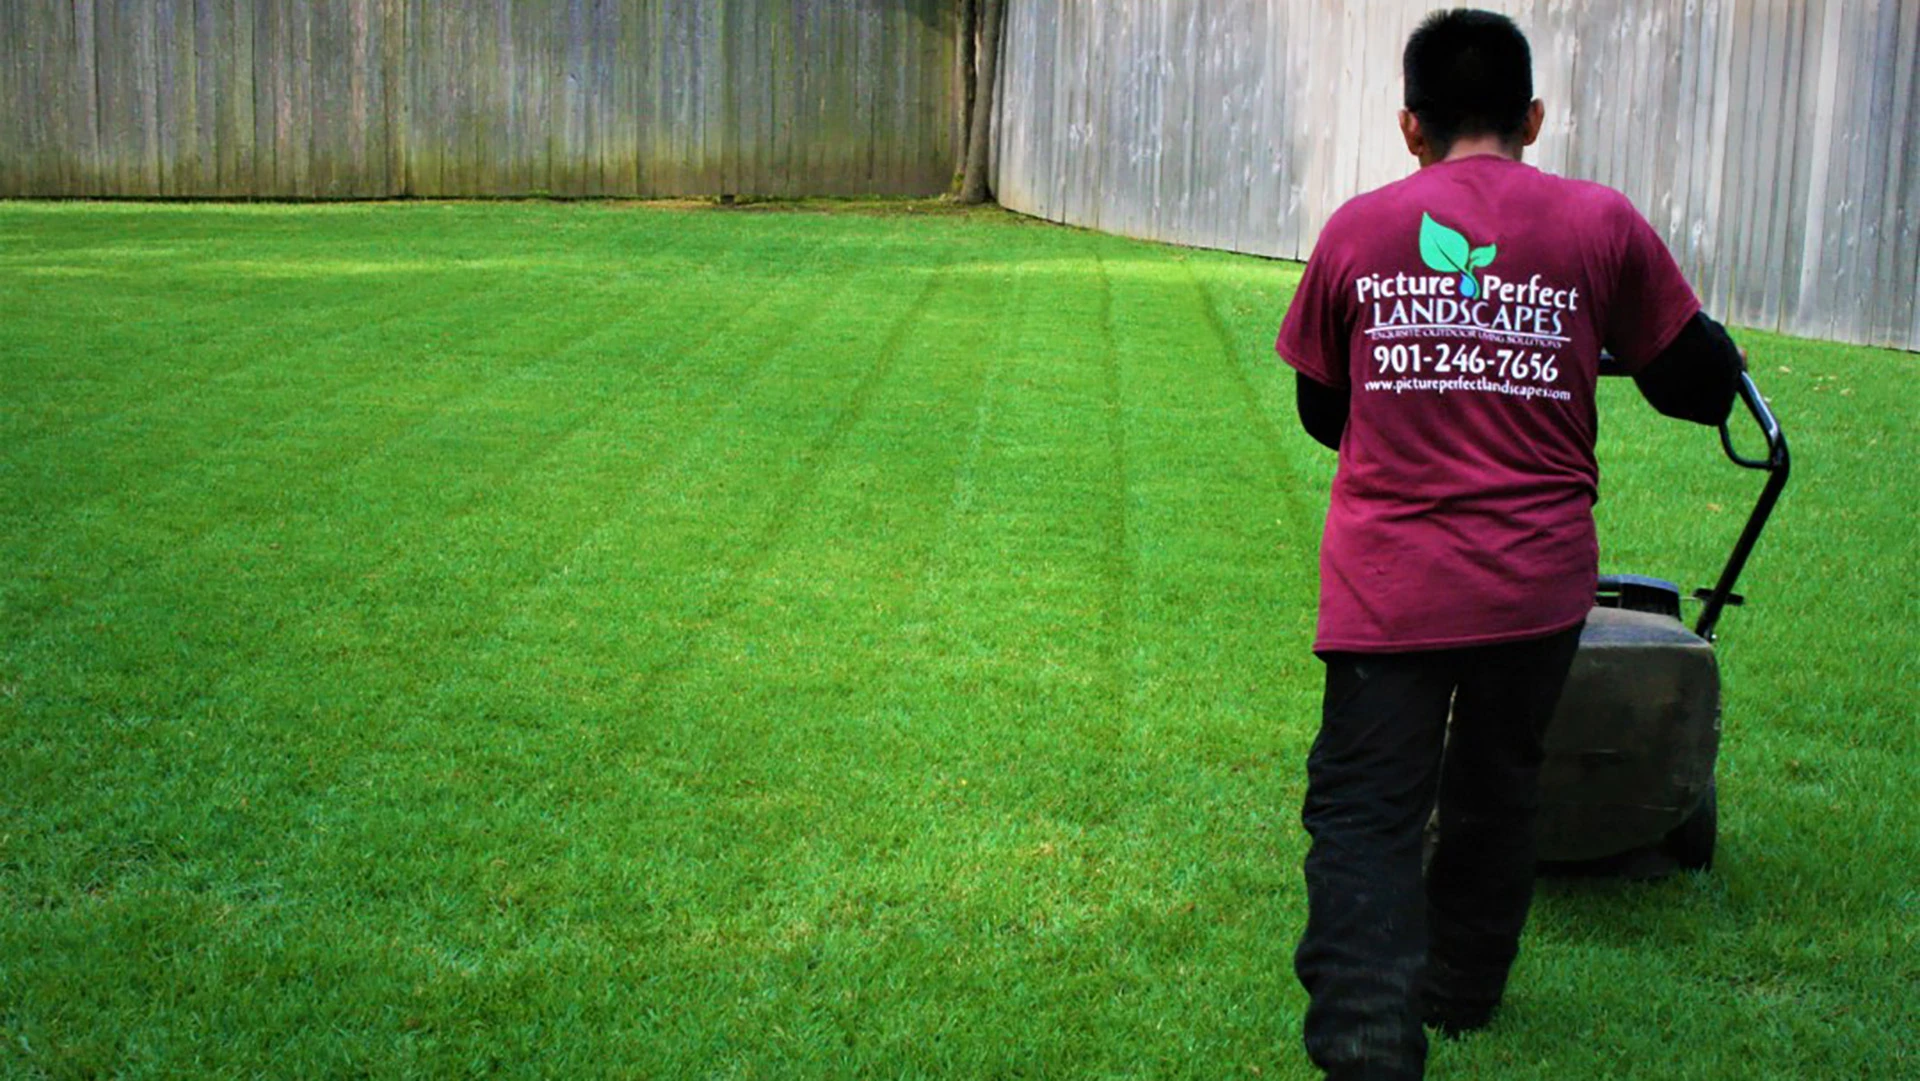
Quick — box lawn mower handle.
[1694,370,1789,640]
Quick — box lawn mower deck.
[1534,370,1789,877]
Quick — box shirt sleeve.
[1631,311,1741,425]
[1603,201,1702,372]
[1275,231,1353,389]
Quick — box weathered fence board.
[995,0,1920,351]
[0,0,961,200]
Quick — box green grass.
[0,199,1912,1080]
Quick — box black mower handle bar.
[1695,370,1790,641]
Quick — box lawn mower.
[1533,368,1789,876]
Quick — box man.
[1273,9,1742,1080]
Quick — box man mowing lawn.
[1273,10,1745,1080]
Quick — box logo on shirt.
[1419,213,1497,298]
[1352,213,1578,350]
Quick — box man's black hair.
[1403,9,1534,155]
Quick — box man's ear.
[1520,99,1545,147]
[1399,109,1427,160]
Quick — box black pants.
[1294,625,1584,1081]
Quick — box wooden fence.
[0,0,962,199]
[993,0,1920,351]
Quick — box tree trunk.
[958,0,977,173]
[959,0,1002,204]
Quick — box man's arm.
[1276,212,1355,447]
[1296,372,1348,451]
[1632,311,1743,426]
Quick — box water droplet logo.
[1419,213,1497,299]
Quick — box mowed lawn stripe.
[0,248,684,710]
[1063,245,1307,1070]
[0,201,716,456]
[1091,249,1139,735]
[541,229,1144,1076]
[0,278,574,735]
[0,213,943,1077]
[1102,253,1307,751]
[0,251,550,646]
[628,263,996,742]
[553,251,1009,975]
[0,216,862,903]
[0,215,518,484]
[0,210,387,439]
[217,231,989,1074]
[2,205,823,636]
[1169,256,1327,709]
[0,197,734,477]
[1180,255,1327,544]
[285,220,856,632]
[209,225,951,882]
[446,228,954,723]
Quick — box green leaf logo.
[1419,213,1497,298]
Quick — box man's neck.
[1435,134,1522,165]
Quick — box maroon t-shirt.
[1275,155,1700,653]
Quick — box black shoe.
[1420,993,1496,1038]
[1419,957,1504,1037]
